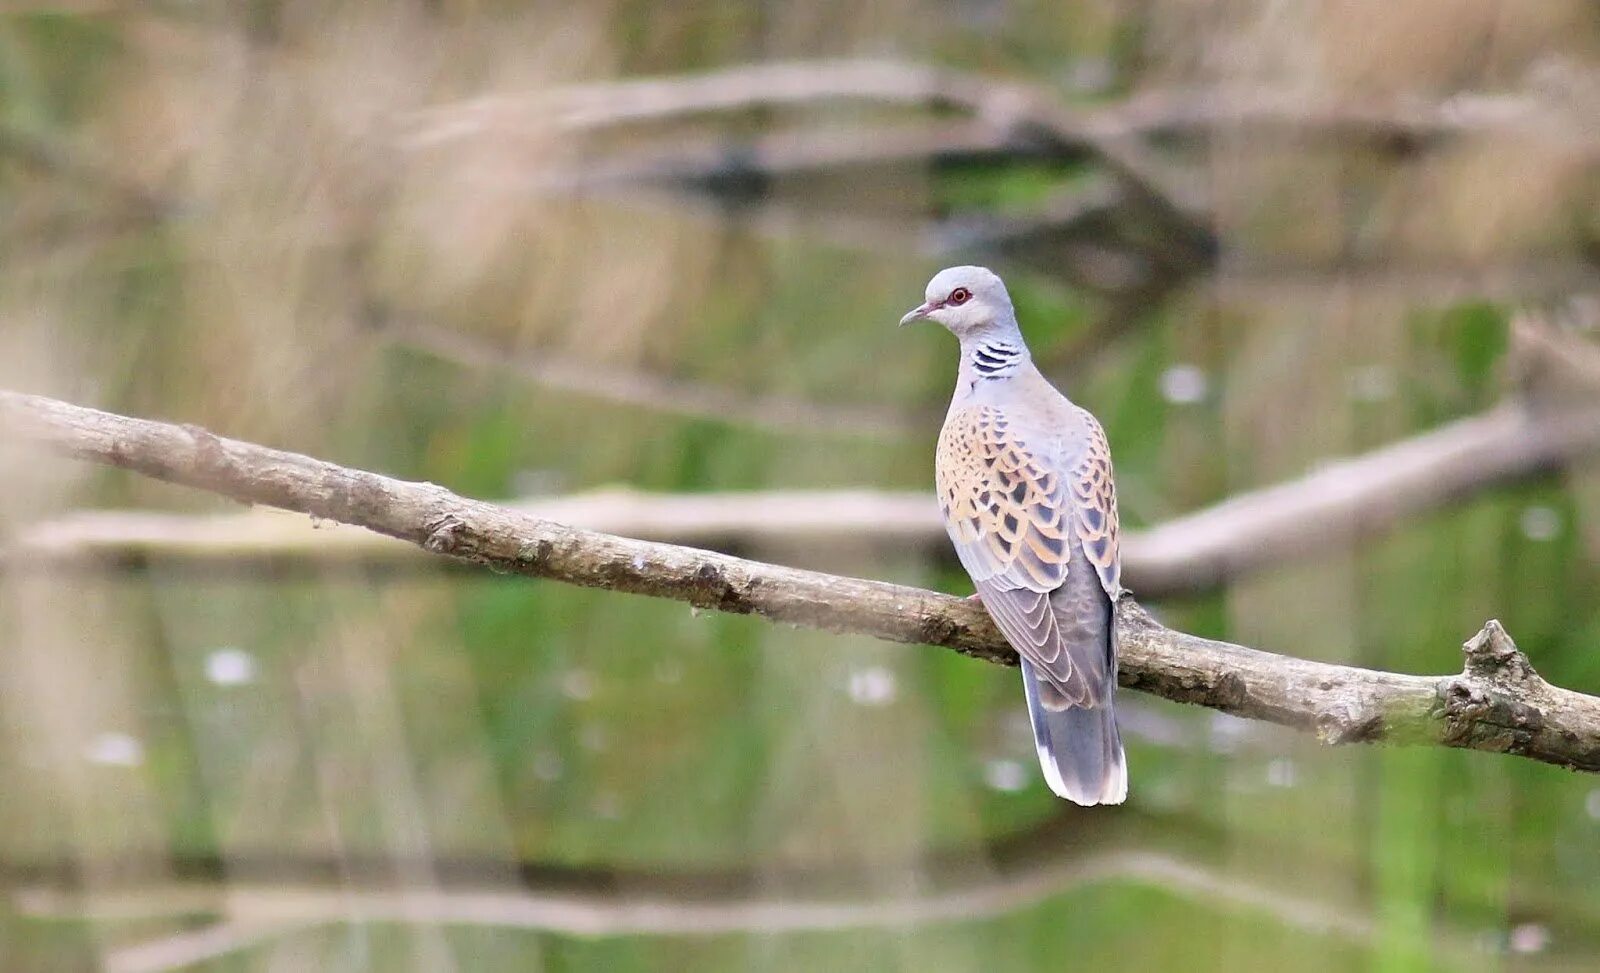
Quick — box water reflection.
[204,647,258,687]
[982,759,1029,794]
[845,666,898,707]
[83,732,145,769]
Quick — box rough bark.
[3,390,1599,772]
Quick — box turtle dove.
[902,266,1126,805]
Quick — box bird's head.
[899,266,1016,338]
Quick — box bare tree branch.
[436,59,1583,154]
[104,920,315,973]
[406,60,1213,248]
[5,490,940,570]
[404,60,1018,140]
[9,59,1585,275]
[4,795,1579,954]
[410,59,1588,168]
[404,60,1597,256]
[12,61,1590,304]
[11,400,1600,599]
[9,851,1411,943]
[1100,86,1586,149]
[0,800,1506,955]
[372,311,919,438]
[1508,304,1600,401]
[1130,400,1600,592]
[541,121,1030,192]
[3,390,1598,771]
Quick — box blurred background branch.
[11,799,1499,967]
[11,396,1598,597]
[367,307,922,438]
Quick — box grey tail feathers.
[1020,658,1127,806]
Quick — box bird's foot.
[964,592,984,606]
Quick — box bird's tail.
[1020,658,1127,806]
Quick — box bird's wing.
[938,404,1100,703]
[1066,407,1122,598]
[937,406,1071,588]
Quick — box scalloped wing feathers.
[936,402,1122,707]
[936,406,1071,591]
[1070,417,1122,597]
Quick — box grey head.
[899,266,1019,340]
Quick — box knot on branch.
[1113,590,1156,633]
[1439,620,1548,754]
[1460,619,1544,688]
[690,561,750,614]
[1439,679,1546,754]
[1315,701,1385,746]
[423,513,467,554]
[923,595,1013,666]
[182,423,229,480]
[916,609,965,649]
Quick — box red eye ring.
[948,287,971,306]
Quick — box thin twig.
[404,60,1004,141]
[104,920,316,973]
[541,121,1031,192]
[1508,305,1600,401]
[3,389,1598,771]
[1099,86,1582,149]
[373,312,920,438]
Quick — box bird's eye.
[948,287,971,305]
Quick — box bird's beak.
[899,301,936,327]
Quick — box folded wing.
[936,405,1117,706]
